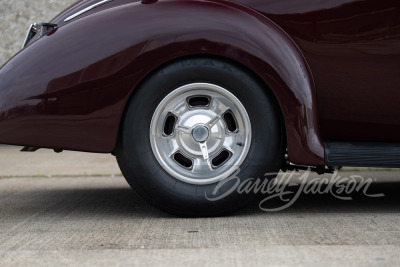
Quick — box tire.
[116,57,285,217]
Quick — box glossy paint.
[237,0,400,141]
[51,0,139,25]
[0,0,398,166]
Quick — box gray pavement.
[0,145,120,177]
[0,145,400,266]
[1,171,400,266]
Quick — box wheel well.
[116,54,287,155]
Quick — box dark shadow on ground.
[238,181,400,216]
[9,180,400,218]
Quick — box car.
[0,0,399,216]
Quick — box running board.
[324,141,400,168]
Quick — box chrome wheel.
[150,83,252,185]
[117,57,284,216]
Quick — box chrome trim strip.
[64,0,113,22]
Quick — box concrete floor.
[0,145,120,177]
[0,145,400,266]
[1,174,400,266]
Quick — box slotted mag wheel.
[150,83,252,185]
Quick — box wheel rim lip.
[150,83,252,185]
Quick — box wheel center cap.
[192,125,209,142]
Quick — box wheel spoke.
[170,99,189,117]
[192,158,213,173]
[199,142,209,160]
[206,115,221,129]
[167,138,180,157]
[211,97,230,116]
[175,125,192,134]
[222,135,237,151]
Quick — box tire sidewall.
[117,58,284,216]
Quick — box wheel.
[116,57,284,216]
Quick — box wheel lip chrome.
[150,83,252,185]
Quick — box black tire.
[116,57,285,217]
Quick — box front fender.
[0,0,324,165]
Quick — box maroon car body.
[0,0,400,216]
[1,0,399,166]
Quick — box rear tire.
[116,57,284,217]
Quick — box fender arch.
[0,0,324,165]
